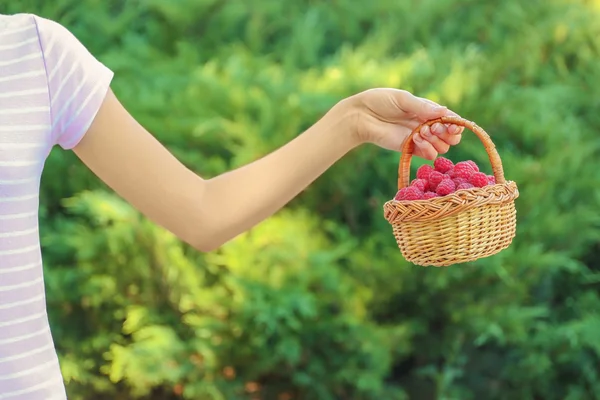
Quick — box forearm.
[195,101,358,250]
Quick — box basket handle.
[398,116,505,189]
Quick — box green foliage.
[2,0,600,398]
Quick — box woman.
[0,13,463,399]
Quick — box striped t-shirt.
[0,13,113,399]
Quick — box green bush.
[3,0,600,399]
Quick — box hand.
[344,88,464,159]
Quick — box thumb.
[390,90,450,120]
[414,96,449,120]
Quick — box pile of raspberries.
[395,157,496,201]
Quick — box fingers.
[418,99,465,136]
[430,122,462,146]
[447,124,464,136]
[412,132,437,160]
[389,90,464,130]
[419,125,449,154]
[411,122,464,160]
[373,89,465,160]
[444,121,465,136]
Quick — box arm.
[35,15,462,252]
[73,88,462,252]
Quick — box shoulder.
[0,13,38,42]
[31,14,76,47]
[0,13,76,53]
[0,12,36,30]
[0,14,44,80]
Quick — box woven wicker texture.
[383,116,519,267]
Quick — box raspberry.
[394,186,424,201]
[434,157,454,173]
[453,162,476,180]
[446,168,456,178]
[452,177,468,186]
[436,179,456,196]
[469,172,488,188]
[465,160,479,172]
[456,182,474,191]
[427,171,445,191]
[423,191,440,199]
[487,175,496,185]
[416,164,434,180]
[410,178,427,192]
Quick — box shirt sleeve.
[34,15,114,150]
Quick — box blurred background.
[2,0,600,399]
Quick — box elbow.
[185,227,222,253]
[191,236,238,253]
[183,216,226,253]
[178,190,224,252]
[188,225,239,253]
[176,181,233,252]
[191,239,222,253]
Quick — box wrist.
[325,96,364,149]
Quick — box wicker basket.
[383,116,519,267]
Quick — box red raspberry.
[427,171,445,191]
[487,175,496,185]
[416,164,434,180]
[465,160,479,172]
[423,192,440,199]
[452,177,468,186]
[453,162,476,180]
[410,178,427,192]
[446,168,456,178]
[436,179,456,196]
[394,186,424,201]
[469,172,488,188]
[434,157,454,173]
[456,182,474,191]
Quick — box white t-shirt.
[0,13,113,399]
